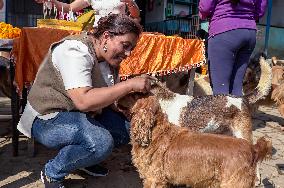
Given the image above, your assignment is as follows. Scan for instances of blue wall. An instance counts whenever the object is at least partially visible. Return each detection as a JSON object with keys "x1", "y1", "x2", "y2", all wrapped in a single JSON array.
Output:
[{"x1": 254, "y1": 25, "x2": 284, "y2": 59}]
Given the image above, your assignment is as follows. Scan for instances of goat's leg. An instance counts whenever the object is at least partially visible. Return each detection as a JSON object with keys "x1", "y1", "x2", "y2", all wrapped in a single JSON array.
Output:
[
  {"x1": 231, "y1": 122, "x2": 261, "y2": 186},
  {"x1": 255, "y1": 166, "x2": 262, "y2": 186},
  {"x1": 231, "y1": 119, "x2": 253, "y2": 143},
  {"x1": 143, "y1": 179, "x2": 168, "y2": 188}
]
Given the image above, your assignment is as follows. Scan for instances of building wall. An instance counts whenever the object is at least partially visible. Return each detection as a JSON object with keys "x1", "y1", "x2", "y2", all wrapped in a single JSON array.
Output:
[
  {"x1": 254, "y1": 25, "x2": 284, "y2": 59},
  {"x1": 145, "y1": 0, "x2": 166, "y2": 23},
  {"x1": 6, "y1": 0, "x2": 43, "y2": 27},
  {"x1": 260, "y1": 0, "x2": 284, "y2": 28},
  {"x1": 0, "y1": 0, "x2": 6, "y2": 22},
  {"x1": 144, "y1": 0, "x2": 195, "y2": 24},
  {"x1": 173, "y1": 4, "x2": 191, "y2": 16},
  {"x1": 254, "y1": 0, "x2": 284, "y2": 59}
]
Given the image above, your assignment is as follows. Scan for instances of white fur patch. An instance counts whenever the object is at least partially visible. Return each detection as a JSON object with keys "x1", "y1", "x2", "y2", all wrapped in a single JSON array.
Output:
[
  {"x1": 233, "y1": 130, "x2": 244, "y2": 139},
  {"x1": 225, "y1": 96, "x2": 242, "y2": 110},
  {"x1": 200, "y1": 118, "x2": 220, "y2": 133},
  {"x1": 158, "y1": 94, "x2": 193, "y2": 126}
]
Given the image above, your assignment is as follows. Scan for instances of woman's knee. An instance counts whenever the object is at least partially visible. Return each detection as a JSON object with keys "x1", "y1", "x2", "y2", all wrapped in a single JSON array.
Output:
[{"x1": 82, "y1": 127, "x2": 114, "y2": 157}]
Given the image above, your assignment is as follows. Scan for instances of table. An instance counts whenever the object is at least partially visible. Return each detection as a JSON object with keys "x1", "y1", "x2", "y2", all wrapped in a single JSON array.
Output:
[
  {"x1": 12, "y1": 27, "x2": 80, "y2": 94},
  {"x1": 0, "y1": 46, "x2": 18, "y2": 156}
]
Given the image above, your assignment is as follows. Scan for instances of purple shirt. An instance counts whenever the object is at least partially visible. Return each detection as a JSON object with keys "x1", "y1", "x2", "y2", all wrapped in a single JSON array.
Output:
[{"x1": 199, "y1": 0, "x2": 268, "y2": 37}]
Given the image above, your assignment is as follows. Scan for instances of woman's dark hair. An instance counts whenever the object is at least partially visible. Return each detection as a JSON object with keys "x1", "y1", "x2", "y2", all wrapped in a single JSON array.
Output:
[
  {"x1": 230, "y1": 0, "x2": 240, "y2": 5},
  {"x1": 93, "y1": 14, "x2": 143, "y2": 39}
]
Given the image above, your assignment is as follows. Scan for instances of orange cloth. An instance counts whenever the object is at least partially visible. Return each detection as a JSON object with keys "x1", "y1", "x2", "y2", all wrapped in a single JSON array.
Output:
[
  {"x1": 12, "y1": 27, "x2": 80, "y2": 93},
  {"x1": 12, "y1": 30, "x2": 205, "y2": 93},
  {"x1": 119, "y1": 33, "x2": 206, "y2": 78}
]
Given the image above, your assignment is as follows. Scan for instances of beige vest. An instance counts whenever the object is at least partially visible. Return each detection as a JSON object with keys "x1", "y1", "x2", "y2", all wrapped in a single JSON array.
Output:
[{"x1": 28, "y1": 33, "x2": 114, "y2": 115}]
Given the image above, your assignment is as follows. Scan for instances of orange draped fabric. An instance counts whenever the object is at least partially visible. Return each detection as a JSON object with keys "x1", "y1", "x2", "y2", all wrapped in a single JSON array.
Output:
[
  {"x1": 119, "y1": 33, "x2": 206, "y2": 78},
  {"x1": 12, "y1": 29, "x2": 205, "y2": 93},
  {"x1": 12, "y1": 27, "x2": 80, "y2": 93}
]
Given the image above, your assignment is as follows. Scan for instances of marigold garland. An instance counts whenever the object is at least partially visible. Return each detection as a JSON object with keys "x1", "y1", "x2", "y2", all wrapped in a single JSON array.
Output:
[{"x1": 0, "y1": 22, "x2": 21, "y2": 39}]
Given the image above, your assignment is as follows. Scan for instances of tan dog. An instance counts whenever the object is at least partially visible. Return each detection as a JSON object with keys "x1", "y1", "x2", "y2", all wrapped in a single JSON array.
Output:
[{"x1": 129, "y1": 96, "x2": 272, "y2": 188}]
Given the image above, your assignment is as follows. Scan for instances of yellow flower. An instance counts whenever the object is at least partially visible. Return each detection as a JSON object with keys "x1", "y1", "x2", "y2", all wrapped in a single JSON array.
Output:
[{"x1": 0, "y1": 22, "x2": 21, "y2": 39}]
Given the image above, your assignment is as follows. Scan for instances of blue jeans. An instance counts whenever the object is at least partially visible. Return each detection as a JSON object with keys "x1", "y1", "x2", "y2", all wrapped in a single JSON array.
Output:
[
  {"x1": 208, "y1": 29, "x2": 256, "y2": 96},
  {"x1": 32, "y1": 108, "x2": 130, "y2": 182}
]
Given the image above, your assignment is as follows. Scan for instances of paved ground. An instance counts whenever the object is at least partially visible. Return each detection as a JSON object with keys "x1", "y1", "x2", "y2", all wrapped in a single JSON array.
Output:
[{"x1": 0, "y1": 96, "x2": 283, "y2": 188}]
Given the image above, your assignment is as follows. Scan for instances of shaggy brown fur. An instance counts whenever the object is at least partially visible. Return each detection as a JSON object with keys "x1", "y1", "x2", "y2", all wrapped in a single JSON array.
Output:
[
  {"x1": 271, "y1": 82, "x2": 284, "y2": 116},
  {"x1": 150, "y1": 82, "x2": 254, "y2": 143},
  {"x1": 271, "y1": 65, "x2": 284, "y2": 90},
  {"x1": 130, "y1": 96, "x2": 272, "y2": 188}
]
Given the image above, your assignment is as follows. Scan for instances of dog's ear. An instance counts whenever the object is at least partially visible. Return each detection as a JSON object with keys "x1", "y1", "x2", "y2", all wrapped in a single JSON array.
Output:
[{"x1": 130, "y1": 97, "x2": 160, "y2": 147}]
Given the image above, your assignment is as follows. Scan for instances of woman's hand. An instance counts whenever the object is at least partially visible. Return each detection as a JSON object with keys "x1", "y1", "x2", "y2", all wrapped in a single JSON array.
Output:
[{"x1": 127, "y1": 76, "x2": 156, "y2": 93}]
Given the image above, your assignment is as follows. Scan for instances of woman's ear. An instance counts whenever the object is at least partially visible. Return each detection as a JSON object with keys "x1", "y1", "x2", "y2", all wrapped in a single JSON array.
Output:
[
  {"x1": 99, "y1": 31, "x2": 110, "y2": 45},
  {"x1": 102, "y1": 31, "x2": 111, "y2": 40}
]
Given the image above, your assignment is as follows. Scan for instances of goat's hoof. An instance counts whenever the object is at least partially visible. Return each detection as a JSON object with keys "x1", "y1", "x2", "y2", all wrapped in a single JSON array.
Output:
[{"x1": 255, "y1": 173, "x2": 262, "y2": 186}]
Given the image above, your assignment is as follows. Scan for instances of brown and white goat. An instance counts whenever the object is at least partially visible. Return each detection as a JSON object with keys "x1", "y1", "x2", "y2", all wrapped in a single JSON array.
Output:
[
  {"x1": 149, "y1": 81, "x2": 254, "y2": 143},
  {"x1": 129, "y1": 96, "x2": 272, "y2": 188}
]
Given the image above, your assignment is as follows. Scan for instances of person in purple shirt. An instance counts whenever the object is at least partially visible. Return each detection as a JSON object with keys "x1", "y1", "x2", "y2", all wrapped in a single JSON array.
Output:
[{"x1": 199, "y1": 0, "x2": 268, "y2": 96}]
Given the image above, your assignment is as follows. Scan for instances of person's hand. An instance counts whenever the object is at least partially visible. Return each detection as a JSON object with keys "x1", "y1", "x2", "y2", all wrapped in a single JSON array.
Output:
[
  {"x1": 120, "y1": 0, "x2": 133, "y2": 3},
  {"x1": 127, "y1": 75, "x2": 156, "y2": 93},
  {"x1": 120, "y1": 0, "x2": 137, "y2": 9},
  {"x1": 34, "y1": 0, "x2": 53, "y2": 4},
  {"x1": 120, "y1": 0, "x2": 140, "y2": 20}
]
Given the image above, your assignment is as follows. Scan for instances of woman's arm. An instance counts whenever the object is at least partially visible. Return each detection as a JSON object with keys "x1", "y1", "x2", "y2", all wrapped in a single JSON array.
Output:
[
  {"x1": 0, "y1": 0, "x2": 4, "y2": 10},
  {"x1": 67, "y1": 77, "x2": 151, "y2": 112},
  {"x1": 198, "y1": 0, "x2": 217, "y2": 20},
  {"x1": 35, "y1": 0, "x2": 89, "y2": 12},
  {"x1": 256, "y1": 0, "x2": 268, "y2": 19},
  {"x1": 52, "y1": 40, "x2": 152, "y2": 112}
]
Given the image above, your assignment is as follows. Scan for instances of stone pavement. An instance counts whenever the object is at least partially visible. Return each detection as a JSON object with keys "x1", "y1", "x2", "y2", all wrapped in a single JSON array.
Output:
[{"x1": 0, "y1": 96, "x2": 283, "y2": 188}]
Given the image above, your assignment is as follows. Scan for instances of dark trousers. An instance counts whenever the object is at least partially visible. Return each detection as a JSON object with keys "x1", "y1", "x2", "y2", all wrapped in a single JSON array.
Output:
[{"x1": 208, "y1": 29, "x2": 256, "y2": 96}]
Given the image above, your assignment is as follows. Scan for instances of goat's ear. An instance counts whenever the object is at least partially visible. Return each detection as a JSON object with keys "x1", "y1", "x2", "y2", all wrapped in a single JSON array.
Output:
[{"x1": 131, "y1": 97, "x2": 159, "y2": 147}]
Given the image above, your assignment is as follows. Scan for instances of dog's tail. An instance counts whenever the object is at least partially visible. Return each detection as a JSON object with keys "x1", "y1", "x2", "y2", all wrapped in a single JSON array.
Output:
[
  {"x1": 245, "y1": 57, "x2": 272, "y2": 104},
  {"x1": 252, "y1": 137, "x2": 272, "y2": 165}
]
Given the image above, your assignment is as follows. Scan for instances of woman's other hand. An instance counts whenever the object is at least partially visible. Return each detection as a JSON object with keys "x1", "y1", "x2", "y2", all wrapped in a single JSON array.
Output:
[
  {"x1": 35, "y1": 0, "x2": 88, "y2": 13},
  {"x1": 120, "y1": 0, "x2": 140, "y2": 19},
  {"x1": 34, "y1": 0, "x2": 49, "y2": 3}
]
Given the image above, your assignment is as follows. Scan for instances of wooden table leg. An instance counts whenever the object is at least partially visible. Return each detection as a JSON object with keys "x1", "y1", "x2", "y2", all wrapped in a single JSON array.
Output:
[
  {"x1": 186, "y1": 68, "x2": 196, "y2": 96},
  {"x1": 9, "y1": 58, "x2": 20, "y2": 157}
]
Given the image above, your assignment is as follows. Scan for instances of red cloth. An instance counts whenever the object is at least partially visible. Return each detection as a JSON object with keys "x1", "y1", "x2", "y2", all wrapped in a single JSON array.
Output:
[{"x1": 12, "y1": 27, "x2": 80, "y2": 93}]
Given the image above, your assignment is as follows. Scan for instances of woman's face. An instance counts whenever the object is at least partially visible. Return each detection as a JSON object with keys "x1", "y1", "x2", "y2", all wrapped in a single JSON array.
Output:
[{"x1": 102, "y1": 32, "x2": 139, "y2": 68}]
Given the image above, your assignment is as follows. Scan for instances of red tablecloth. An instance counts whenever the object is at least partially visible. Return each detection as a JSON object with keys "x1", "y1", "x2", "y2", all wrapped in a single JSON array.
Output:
[
  {"x1": 12, "y1": 27, "x2": 80, "y2": 93},
  {"x1": 12, "y1": 28, "x2": 206, "y2": 93}
]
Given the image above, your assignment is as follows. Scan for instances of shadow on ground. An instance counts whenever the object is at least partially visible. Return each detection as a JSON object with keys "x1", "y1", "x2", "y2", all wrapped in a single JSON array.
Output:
[{"x1": 0, "y1": 134, "x2": 142, "y2": 188}]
